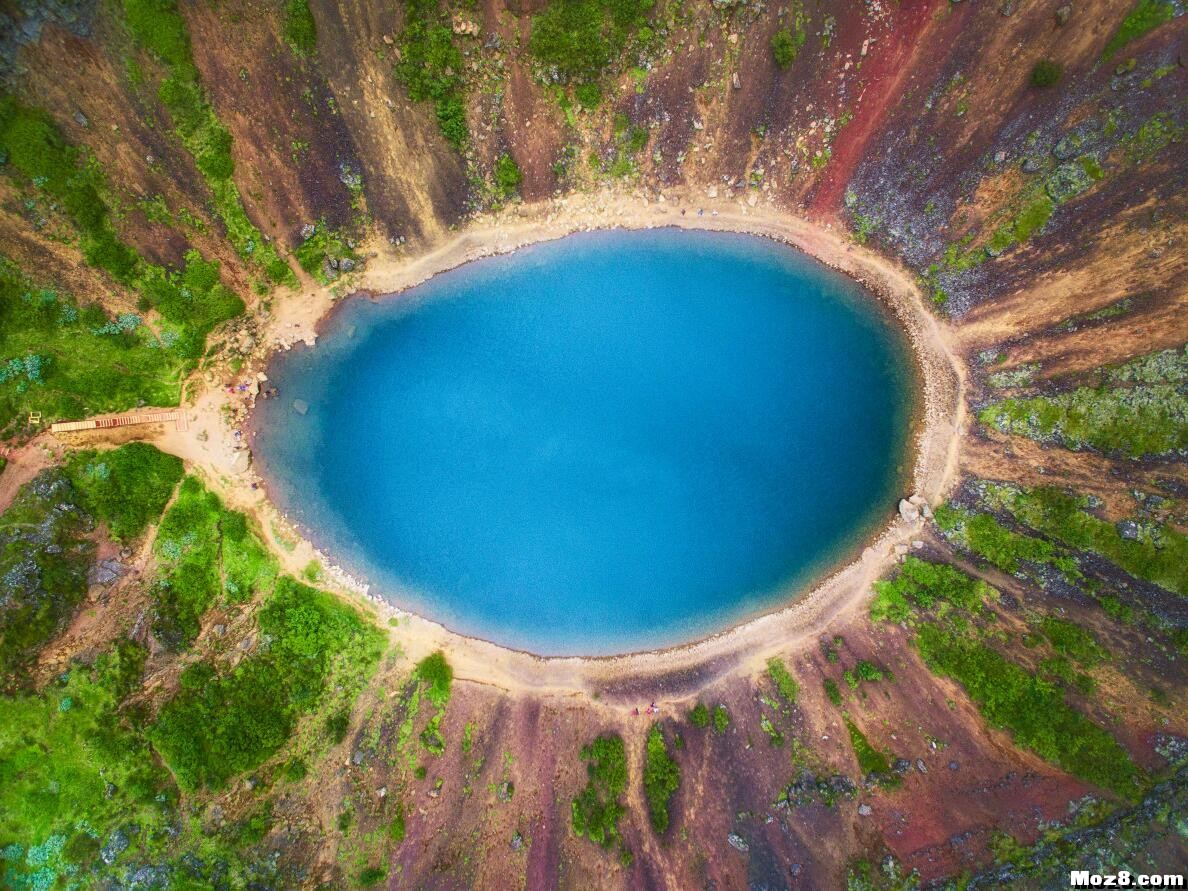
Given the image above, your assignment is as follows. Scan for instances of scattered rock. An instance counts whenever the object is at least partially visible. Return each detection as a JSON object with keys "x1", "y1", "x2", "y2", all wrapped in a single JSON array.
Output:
[
  {"x1": 948, "y1": 760, "x2": 960, "y2": 771},
  {"x1": 893, "y1": 758, "x2": 912, "y2": 774},
  {"x1": 898, "y1": 499, "x2": 921, "y2": 522},
  {"x1": 73, "y1": 110, "x2": 89, "y2": 128},
  {"x1": 727, "y1": 832, "x2": 749, "y2": 852},
  {"x1": 292, "y1": 399, "x2": 309, "y2": 415},
  {"x1": 510, "y1": 831, "x2": 524, "y2": 851},
  {"x1": 101, "y1": 828, "x2": 130, "y2": 864},
  {"x1": 858, "y1": 804, "x2": 873, "y2": 816},
  {"x1": 916, "y1": 759, "x2": 927, "y2": 773},
  {"x1": 88, "y1": 559, "x2": 127, "y2": 586},
  {"x1": 1021, "y1": 157, "x2": 1043, "y2": 174},
  {"x1": 230, "y1": 449, "x2": 252, "y2": 475}
]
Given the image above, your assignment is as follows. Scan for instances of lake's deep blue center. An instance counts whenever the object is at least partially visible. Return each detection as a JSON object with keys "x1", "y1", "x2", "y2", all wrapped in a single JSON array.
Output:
[{"x1": 253, "y1": 230, "x2": 912, "y2": 655}]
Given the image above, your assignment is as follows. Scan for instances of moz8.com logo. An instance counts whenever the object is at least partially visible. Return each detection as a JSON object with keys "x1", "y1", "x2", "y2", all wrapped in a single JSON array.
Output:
[{"x1": 1070, "y1": 872, "x2": 1185, "y2": 888}]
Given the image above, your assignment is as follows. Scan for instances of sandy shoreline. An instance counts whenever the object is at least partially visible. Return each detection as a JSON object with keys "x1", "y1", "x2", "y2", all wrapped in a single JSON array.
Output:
[{"x1": 129, "y1": 185, "x2": 965, "y2": 701}]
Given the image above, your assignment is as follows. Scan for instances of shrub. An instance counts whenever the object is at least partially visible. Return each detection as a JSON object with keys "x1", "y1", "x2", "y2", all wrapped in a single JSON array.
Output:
[
  {"x1": 571, "y1": 734, "x2": 627, "y2": 847},
  {"x1": 642, "y1": 724, "x2": 680, "y2": 833},
  {"x1": 65, "y1": 443, "x2": 183, "y2": 540},
  {"x1": 823, "y1": 677, "x2": 842, "y2": 706},
  {"x1": 766, "y1": 657, "x2": 799, "y2": 704},
  {"x1": 415, "y1": 651, "x2": 453, "y2": 709},
  {"x1": 396, "y1": 0, "x2": 469, "y2": 149},
  {"x1": 688, "y1": 702, "x2": 709, "y2": 727},
  {"x1": 283, "y1": 0, "x2": 317, "y2": 55},
  {"x1": 493, "y1": 153, "x2": 523, "y2": 200},
  {"x1": 712, "y1": 704, "x2": 730, "y2": 734},
  {"x1": 771, "y1": 28, "x2": 798, "y2": 68},
  {"x1": 149, "y1": 577, "x2": 385, "y2": 790},
  {"x1": 1030, "y1": 59, "x2": 1062, "y2": 87}
]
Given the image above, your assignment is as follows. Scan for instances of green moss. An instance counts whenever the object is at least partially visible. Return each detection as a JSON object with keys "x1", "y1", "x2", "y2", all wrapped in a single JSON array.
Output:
[
  {"x1": 282, "y1": 0, "x2": 317, "y2": 55},
  {"x1": 493, "y1": 153, "x2": 523, "y2": 201},
  {"x1": 823, "y1": 677, "x2": 842, "y2": 706},
  {"x1": 712, "y1": 704, "x2": 730, "y2": 733},
  {"x1": 915, "y1": 625, "x2": 1140, "y2": 798},
  {"x1": 1030, "y1": 59, "x2": 1062, "y2": 87},
  {"x1": 0, "y1": 471, "x2": 94, "y2": 681},
  {"x1": 642, "y1": 724, "x2": 679, "y2": 833},
  {"x1": 845, "y1": 719, "x2": 890, "y2": 775},
  {"x1": 1102, "y1": 0, "x2": 1175, "y2": 59},
  {"x1": 766, "y1": 657, "x2": 799, "y2": 704},
  {"x1": 529, "y1": 0, "x2": 654, "y2": 86},
  {"x1": 149, "y1": 577, "x2": 384, "y2": 790},
  {"x1": 151, "y1": 476, "x2": 280, "y2": 649},
  {"x1": 980, "y1": 385, "x2": 1187, "y2": 458},
  {"x1": 64, "y1": 443, "x2": 183, "y2": 541},
  {"x1": 933, "y1": 503, "x2": 1081, "y2": 582},
  {"x1": 980, "y1": 484, "x2": 1188, "y2": 597},
  {"x1": 395, "y1": 0, "x2": 470, "y2": 149},
  {"x1": 571, "y1": 734, "x2": 627, "y2": 848}
]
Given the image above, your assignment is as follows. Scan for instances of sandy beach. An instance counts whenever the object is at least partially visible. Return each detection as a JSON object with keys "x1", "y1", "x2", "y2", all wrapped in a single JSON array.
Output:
[{"x1": 72, "y1": 184, "x2": 966, "y2": 703}]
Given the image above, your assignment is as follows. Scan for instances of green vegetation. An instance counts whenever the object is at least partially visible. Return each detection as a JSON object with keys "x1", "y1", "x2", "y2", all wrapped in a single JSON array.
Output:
[
  {"x1": 65, "y1": 443, "x2": 183, "y2": 541},
  {"x1": 0, "y1": 471, "x2": 94, "y2": 682},
  {"x1": 870, "y1": 556, "x2": 995, "y2": 625},
  {"x1": 766, "y1": 656, "x2": 799, "y2": 704},
  {"x1": 915, "y1": 625, "x2": 1140, "y2": 797},
  {"x1": 0, "y1": 643, "x2": 175, "y2": 887},
  {"x1": 492, "y1": 153, "x2": 523, "y2": 201},
  {"x1": 294, "y1": 221, "x2": 358, "y2": 284},
  {"x1": 980, "y1": 483, "x2": 1188, "y2": 597},
  {"x1": 933, "y1": 503, "x2": 1080, "y2": 582},
  {"x1": 151, "y1": 476, "x2": 279, "y2": 649},
  {"x1": 571, "y1": 734, "x2": 628, "y2": 850},
  {"x1": 688, "y1": 701, "x2": 709, "y2": 727},
  {"x1": 395, "y1": 0, "x2": 469, "y2": 149},
  {"x1": 980, "y1": 382, "x2": 1187, "y2": 458},
  {"x1": 845, "y1": 719, "x2": 890, "y2": 775},
  {"x1": 413, "y1": 650, "x2": 453, "y2": 754},
  {"x1": 823, "y1": 677, "x2": 842, "y2": 706},
  {"x1": 1030, "y1": 59, "x2": 1062, "y2": 87},
  {"x1": 529, "y1": 0, "x2": 654, "y2": 92},
  {"x1": 1102, "y1": 0, "x2": 1175, "y2": 58},
  {"x1": 149, "y1": 577, "x2": 385, "y2": 790},
  {"x1": 1038, "y1": 616, "x2": 1106, "y2": 665},
  {"x1": 121, "y1": 0, "x2": 294, "y2": 284},
  {"x1": 642, "y1": 724, "x2": 679, "y2": 833},
  {"x1": 871, "y1": 558, "x2": 1142, "y2": 799},
  {"x1": 771, "y1": 27, "x2": 803, "y2": 68},
  {"x1": 282, "y1": 0, "x2": 317, "y2": 56},
  {"x1": 0, "y1": 262, "x2": 180, "y2": 432},
  {"x1": 712, "y1": 704, "x2": 730, "y2": 734},
  {"x1": 0, "y1": 99, "x2": 138, "y2": 281}
]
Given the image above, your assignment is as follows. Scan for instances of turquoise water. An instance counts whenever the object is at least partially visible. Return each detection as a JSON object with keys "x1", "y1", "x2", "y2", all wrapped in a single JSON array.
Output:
[{"x1": 253, "y1": 229, "x2": 912, "y2": 655}]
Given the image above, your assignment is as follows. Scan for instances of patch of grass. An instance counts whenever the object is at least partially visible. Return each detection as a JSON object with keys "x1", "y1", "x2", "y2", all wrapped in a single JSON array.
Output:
[
  {"x1": 981, "y1": 484, "x2": 1187, "y2": 597},
  {"x1": 529, "y1": 0, "x2": 654, "y2": 88},
  {"x1": 770, "y1": 26, "x2": 804, "y2": 68},
  {"x1": 571, "y1": 734, "x2": 627, "y2": 848},
  {"x1": 1038, "y1": 616, "x2": 1106, "y2": 665},
  {"x1": 395, "y1": 0, "x2": 469, "y2": 149},
  {"x1": 642, "y1": 724, "x2": 679, "y2": 833},
  {"x1": 980, "y1": 385, "x2": 1187, "y2": 458},
  {"x1": 823, "y1": 677, "x2": 842, "y2": 706},
  {"x1": 870, "y1": 557, "x2": 996, "y2": 625},
  {"x1": 151, "y1": 476, "x2": 279, "y2": 648},
  {"x1": 712, "y1": 704, "x2": 730, "y2": 734},
  {"x1": 492, "y1": 153, "x2": 523, "y2": 201},
  {"x1": 293, "y1": 221, "x2": 357, "y2": 285},
  {"x1": 1102, "y1": 0, "x2": 1175, "y2": 59},
  {"x1": 0, "y1": 98, "x2": 139, "y2": 281},
  {"x1": 845, "y1": 719, "x2": 890, "y2": 775},
  {"x1": 0, "y1": 642, "x2": 175, "y2": 884},
  {"x1": 64, "y1": 443, "x2": 183, "y2": 541},
  {"x1": 148, "y1": 577, "x2": 385, "y2": 790},
  {"x1": 1030, "y1": 59, "x2": 1062, "y2": 87},
  {"x1": 0, "y1": 471, "x2": 94, "y2": 682},
  {"x1": 933, "y1": 503, "x2": 1081, "y2": 582},
  {"x1": 0, "y1": 262, "x2": 186, "y2": 434},
  {"x1": 915, "y1": 625, "x2": 1140, "y2": 798},
  {"x1": 766, "y1": 657, "x2": 799, "y2": 704},
  {"x1": 282, "y1": 0, "x2": 317, "y2": 56}
]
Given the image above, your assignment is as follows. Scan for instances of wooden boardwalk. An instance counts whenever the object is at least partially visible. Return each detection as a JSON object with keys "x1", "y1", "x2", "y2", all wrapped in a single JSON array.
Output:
[{"x1": 50, "y1": 409, "x2": 188, "y2": 434}]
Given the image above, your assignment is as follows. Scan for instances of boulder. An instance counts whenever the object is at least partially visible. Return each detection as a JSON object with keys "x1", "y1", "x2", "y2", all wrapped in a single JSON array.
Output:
[{"x1": 898, "y1": 499, "x2": 921, "y2": 522}]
